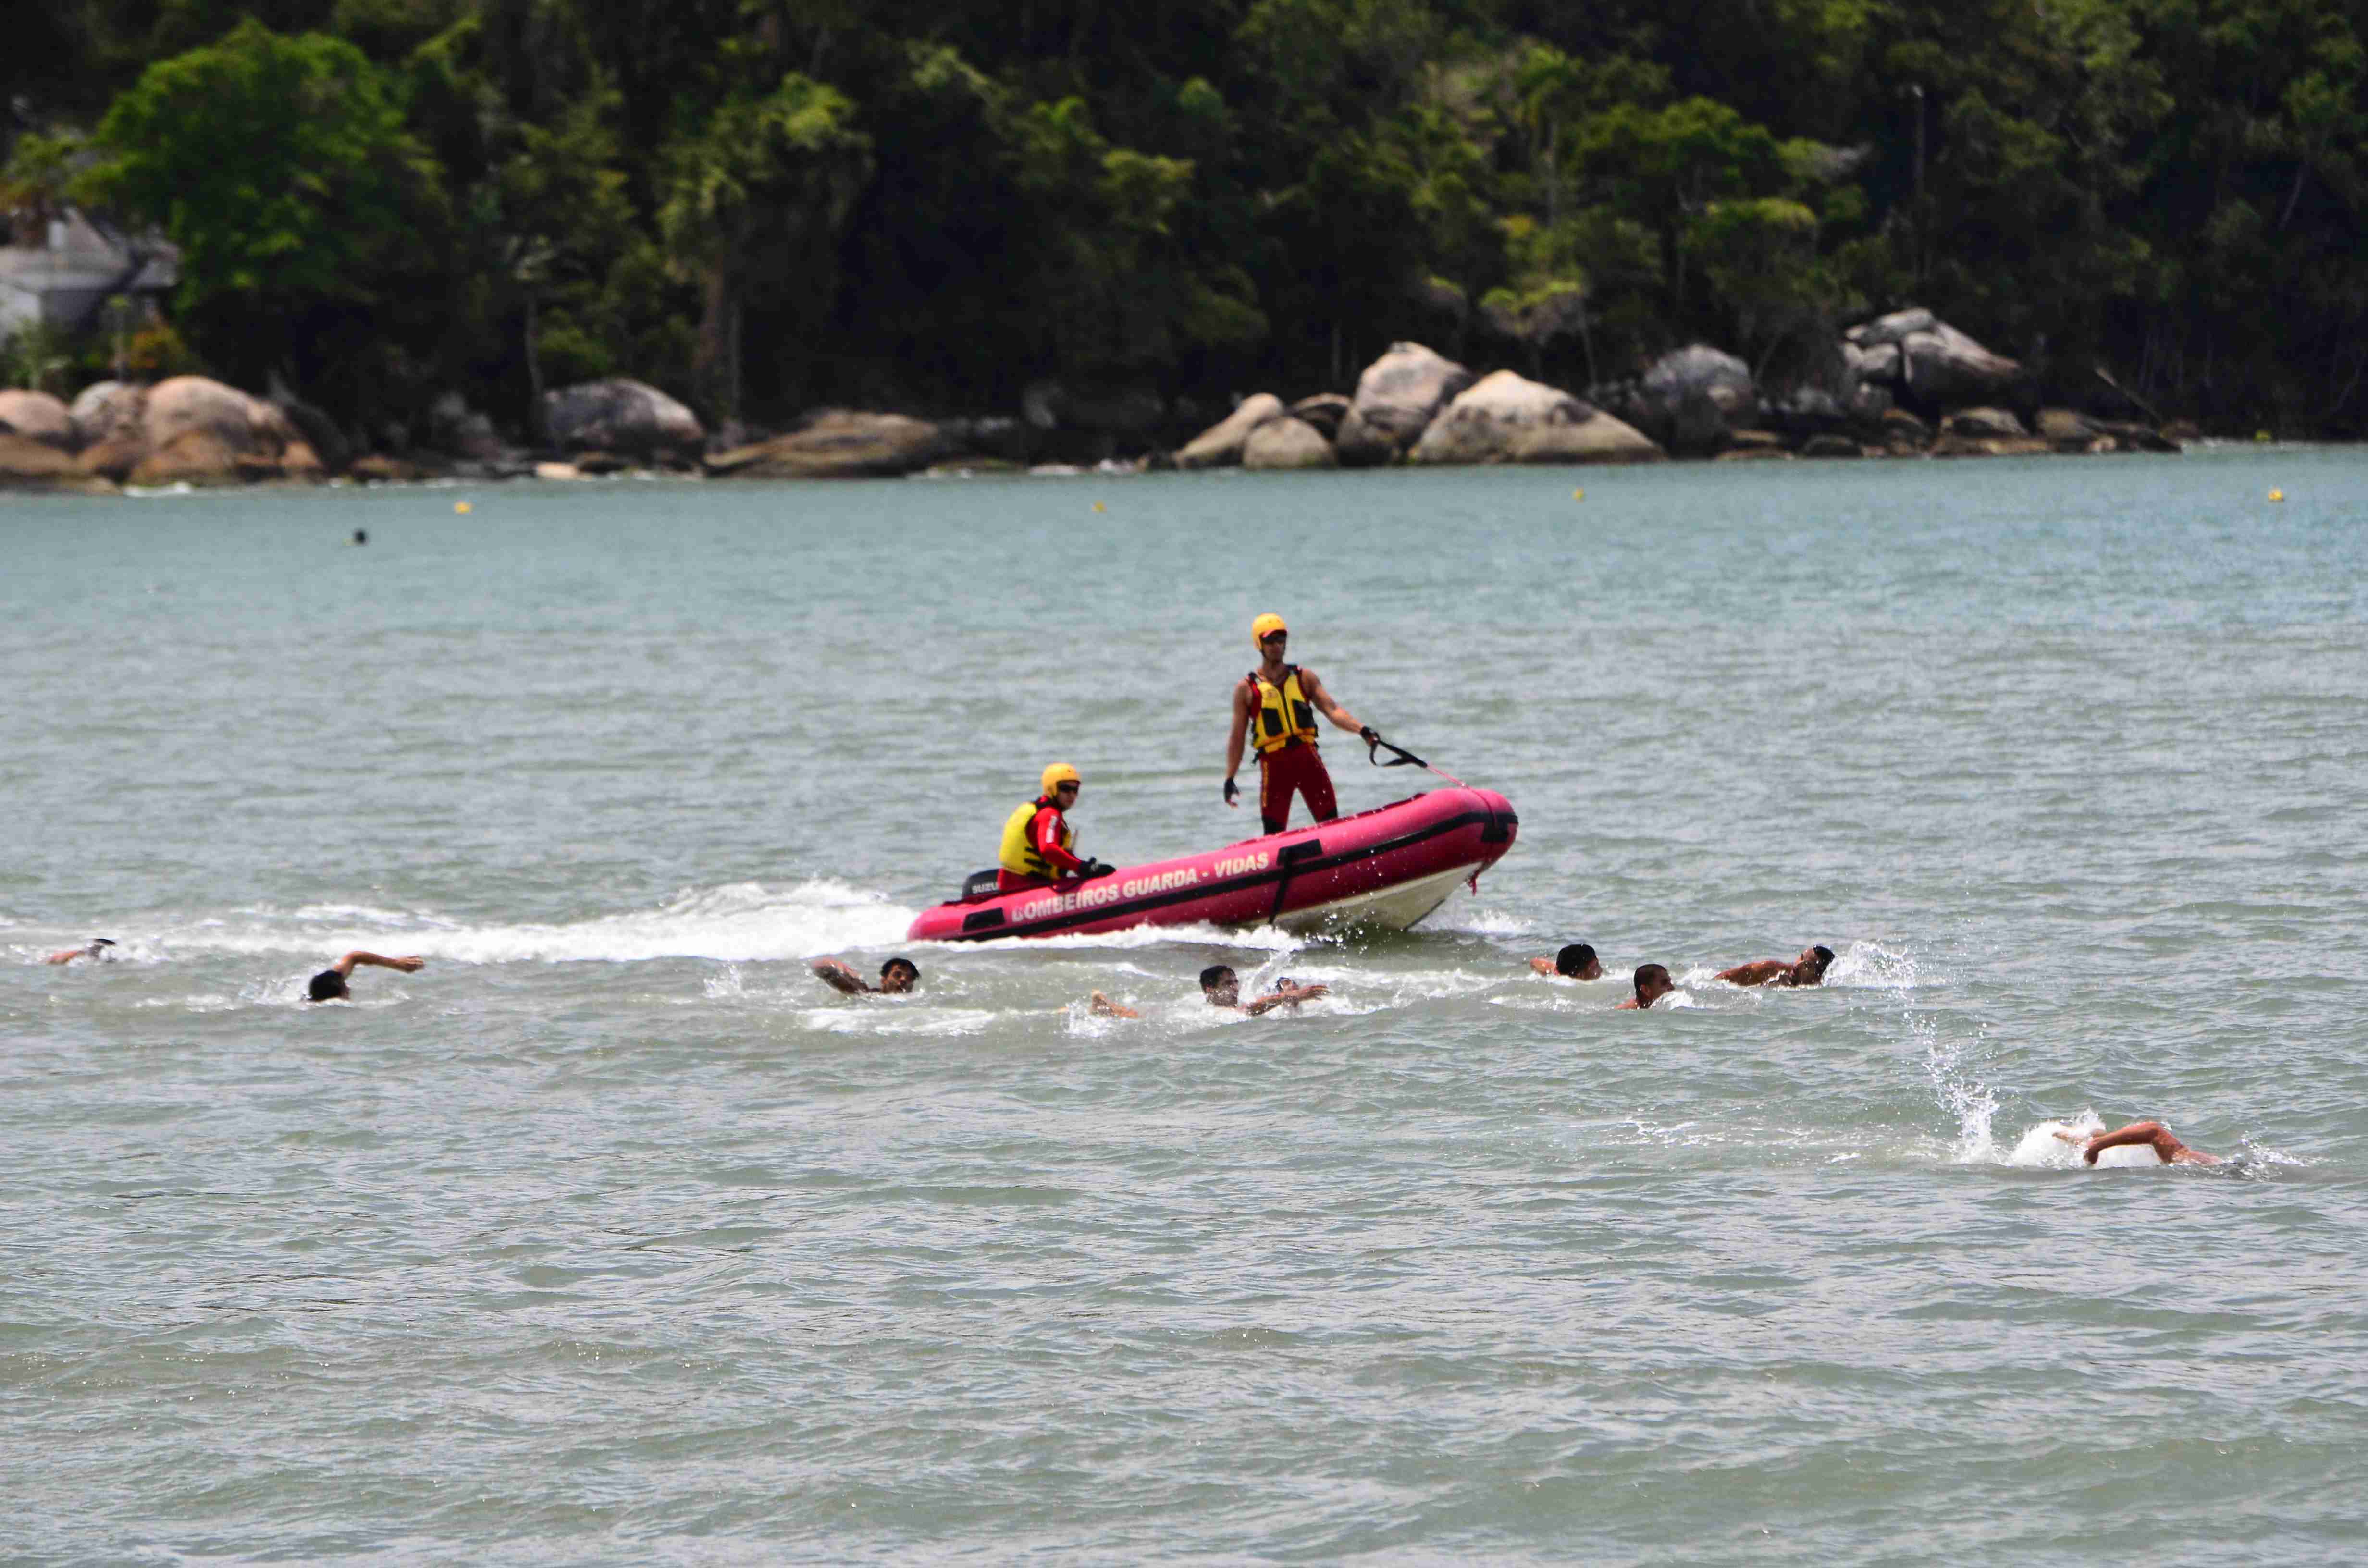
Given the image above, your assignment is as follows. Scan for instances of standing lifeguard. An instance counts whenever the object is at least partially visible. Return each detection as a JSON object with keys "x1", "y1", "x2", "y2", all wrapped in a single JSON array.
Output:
[{"x1": 1222, "y1": 613, "x2": 1381, "y2": 834}]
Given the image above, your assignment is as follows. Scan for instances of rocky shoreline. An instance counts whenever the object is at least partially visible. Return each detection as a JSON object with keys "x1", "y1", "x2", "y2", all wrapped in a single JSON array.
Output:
[{"x1": 1, "y1": 308, "x2": 2190, "y2": 497}]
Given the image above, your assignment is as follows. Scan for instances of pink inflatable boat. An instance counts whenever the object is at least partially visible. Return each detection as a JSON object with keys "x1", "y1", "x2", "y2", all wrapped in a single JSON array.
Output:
[{"x1": 906, "y1": 787, "x2": 1518, "y2": 943}]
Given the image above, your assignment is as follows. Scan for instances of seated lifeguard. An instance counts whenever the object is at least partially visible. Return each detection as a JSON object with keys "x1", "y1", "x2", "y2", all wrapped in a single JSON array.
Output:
[{"x1": 997, "y1": 763, "x2": 1113, "y2": 892}]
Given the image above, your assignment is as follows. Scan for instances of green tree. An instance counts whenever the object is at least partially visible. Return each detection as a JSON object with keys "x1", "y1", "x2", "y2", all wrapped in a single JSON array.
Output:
[
  {"x1": 656, "y1": 74, "x2": 872, "y2": 418},
  {"x1": 81, "y1": 18, "x2": 443, "y2": 383}
]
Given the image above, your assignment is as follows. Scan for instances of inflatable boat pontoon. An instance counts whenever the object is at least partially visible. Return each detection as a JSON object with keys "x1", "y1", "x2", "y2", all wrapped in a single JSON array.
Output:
[{"x1": 906, "y1": 787, "x2": 1517, "y2": 943}]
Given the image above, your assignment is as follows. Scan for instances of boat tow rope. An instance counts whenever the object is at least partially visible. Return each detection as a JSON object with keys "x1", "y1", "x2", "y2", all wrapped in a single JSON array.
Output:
[{"x1": 1366, "y1": 735, "x2": 1468, "y2": 789}]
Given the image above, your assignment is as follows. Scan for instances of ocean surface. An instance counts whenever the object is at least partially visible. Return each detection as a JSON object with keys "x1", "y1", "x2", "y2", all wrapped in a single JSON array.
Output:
[{"x1": 4, "y1": 447, "x2": 2365, "y2": 1563}]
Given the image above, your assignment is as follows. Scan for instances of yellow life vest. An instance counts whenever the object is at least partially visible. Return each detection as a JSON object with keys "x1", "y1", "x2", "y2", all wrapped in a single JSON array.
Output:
[
  {"x1": 1249, "y1": 665, "x2": 1320, "y2": 755},
  {"x1": 999, "y1": 796, "x2": 1074, "y2": 877}
]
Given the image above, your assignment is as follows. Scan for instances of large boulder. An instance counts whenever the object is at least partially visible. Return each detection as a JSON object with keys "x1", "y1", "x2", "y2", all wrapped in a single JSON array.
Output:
[
  {"x1": 1509, "y1": 411, "x2": 1665, "y2": 465},
  {"x1": 1332, "y1": 406, "x2": 1400, "y2": 468},
  {"x1": 2, "y1": 430, "x2": 115, "y2": 494},
  {"x1": 1343, "y1": 342, "x2": 1474, "y2": 460},
  {"x1": 0, "y1": 390, "x2": 76, "y2": 450},
  {"x1": 143, "y1": 375, "x2": 302, "y2": 456},
  {"x1": 127, "y1": 429, "x2": 246, "y2": 487},
  {"x1": 541, "y1": 378, "x2": 703, "y2": 463},
  {"x1": 1592, "y1": 344, "x2": 1756, "y2": 457},
  {"x1": 1904, "y1": 322, "x2": 2027, "y2": 412},
  {"x1": 1762, "y1": 385, "x2": 1852, "y2": 445},
  {"x1": 1241, "y1": 416, "x2": 1336, "y2": 470},
  {"x1": 1289, "y1": 393, "x2": 1350, "y2": 440},
  {"x1": 1947, "y1": 407, "x2": 2028, "y2": 439},
  {"x1": 1174, "y1": 393, "x2": 1284, "y2": 469},
  {"x1": 1840, "y1": 309, "x2": 2027, "y2": 419},
  {"x1": 1413, "y1": 369, "x2": 1598, "y2": 465},
  {"x1": 71, "y1": 381, "x2": 147, "y2": 447},
  {"x1": 1844, "y1": 307, "x2": 1936, "y2": 349},
  {"x1": 704, "y1": 410, "x2": 950, "y2": 478}
]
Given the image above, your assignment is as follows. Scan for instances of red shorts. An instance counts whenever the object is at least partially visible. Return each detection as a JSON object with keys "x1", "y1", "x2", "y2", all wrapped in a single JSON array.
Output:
[{"x1": 1258, "y1": 741, "x2": 1336, "y2": 833}]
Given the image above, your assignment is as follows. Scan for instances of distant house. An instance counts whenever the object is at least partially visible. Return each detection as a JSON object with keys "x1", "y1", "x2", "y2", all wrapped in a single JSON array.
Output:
[{"x1": 0, "y1": 206, "x2": 178, "y2": 335}]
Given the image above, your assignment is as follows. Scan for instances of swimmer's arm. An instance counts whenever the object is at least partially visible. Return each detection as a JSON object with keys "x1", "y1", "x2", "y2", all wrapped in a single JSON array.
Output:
[
  {"x1": 1530, "y1": 957, "x2": 1559, "y2": 976},
  {"x1": 1715, "y1": 960, "x2": 1782, "y2": 986},
  {"x1": 2082, "y1": 1122, "x2": 2173, "y2": 1164},
  {"x1": 810, "y1": 959, "x2": 870, "y2": 995},
  {"x1": 43, "y1": 948, "x2": 86, "y2": 965},
  {"x1": 1297, "y1": 667, "x2": 1364, "y2": 735},
  {"x1": 1089, "y1": 992, "x2": 1140, "y2": 1019},
  {"x1": 1246, "y1": 982, "x2": 1328, "y2": 1015},
  {"x1": 336, "y1": 950, "x2": 425, "y2": 975}
]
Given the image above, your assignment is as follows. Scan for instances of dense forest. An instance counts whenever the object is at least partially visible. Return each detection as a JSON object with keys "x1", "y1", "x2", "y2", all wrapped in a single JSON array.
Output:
[{"x1": 5, "y1": 0, "x2": 2363, "y2": 443}]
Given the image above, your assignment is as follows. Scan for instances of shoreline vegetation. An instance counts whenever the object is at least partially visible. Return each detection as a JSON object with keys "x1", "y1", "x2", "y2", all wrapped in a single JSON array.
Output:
[{"x1": 4, "y1": 1, "x2": 2361, "y2": 488}]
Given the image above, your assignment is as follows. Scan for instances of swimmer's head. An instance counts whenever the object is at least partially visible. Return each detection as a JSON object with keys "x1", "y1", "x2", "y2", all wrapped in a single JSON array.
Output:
[
  {"x1": 1632, "y1": 963, "x2": 1674, "y2": 1007},
  {"x1": 1795, "y1": 944, "x2": 1836, "y2": 983},
  {"x1": 878, "y1": 957, "x2": 920, "y2": 993},
  {"x1": 307, "y1": 968, "x2": 348, "y2": 1002},
  {"x1": 1554, "y1": 943, "x2": 1600, "y2": 980},
  {"x1": 89, "y1": 938, "x2": 118, "y2": 956},
  {"x1": 1200, "y1": 964, "x2": 1240, "y2": 1005}
]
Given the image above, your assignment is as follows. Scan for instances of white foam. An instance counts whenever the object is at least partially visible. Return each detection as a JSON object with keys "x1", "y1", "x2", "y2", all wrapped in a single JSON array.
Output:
[
  {"x1": 1439, "y1": 906, "x2": 1531, "y2": 936},
  {"x1": 796, "y1": 1006, "x2": 996, "y2": 1037},
  {"x1": 1827, "y1": 940, "x2": 1925, "y2": 990},
  {"x1": 959, "y1": 919, "x2": 1309, "y2": 956},
  {"x1": 136, "y1": 880, "x2": 916, "y2": 966}
]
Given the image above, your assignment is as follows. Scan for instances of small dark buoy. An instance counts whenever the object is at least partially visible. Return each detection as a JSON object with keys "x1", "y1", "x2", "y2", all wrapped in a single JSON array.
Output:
[{"x1": 352, "y1": 528, "x2": 368, "y2": 546}]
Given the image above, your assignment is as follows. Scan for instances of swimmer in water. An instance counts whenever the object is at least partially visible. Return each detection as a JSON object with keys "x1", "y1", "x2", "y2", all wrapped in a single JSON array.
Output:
[
  {"x1": 1615, "y1": 963, "x2": 1676, "y2": 1010},
  {"x1": 1201, "y1": 964, "x2": 1328, "y2": 1015},
  {"x1": 1088, "y1": 992, "x2": 1140, "y2": 1018},
  {"x1": 2069, "y1": 1120, "x2": 2225, "y2": 1166},
  {"x1": 1530, "y1": 943, "x2": 1602, "y2": 980},
  {"x1": 812, "y1": 956, "x2": 919, "y2": 995},
  {"x1": 44, "y1": 938, "x2": 119, "y2": 965},
  {"x1": 306, "y1": 950, "x2": 425, "y2": 1001},
  {"x1": 1714, "y1": 944, "x2": 1834, "y2": 988}
]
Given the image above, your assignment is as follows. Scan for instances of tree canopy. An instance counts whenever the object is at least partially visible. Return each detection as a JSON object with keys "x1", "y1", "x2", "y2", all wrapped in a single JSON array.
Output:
[{"x1": 12, "y1": 0, "x2": 2363, "y2": 437}]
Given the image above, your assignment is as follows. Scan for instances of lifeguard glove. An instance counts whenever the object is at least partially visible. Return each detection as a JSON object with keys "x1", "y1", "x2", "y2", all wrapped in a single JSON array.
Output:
[
  {"x1": 1081, "y1": 859, "x2": 1115, "y2": 879},
  {"x1": 1223, "y1": 777, "x2": 1239, "y2": 805},
  {"x1": 1360, "y1": 725, "x2": 1381, "y2": 746}
]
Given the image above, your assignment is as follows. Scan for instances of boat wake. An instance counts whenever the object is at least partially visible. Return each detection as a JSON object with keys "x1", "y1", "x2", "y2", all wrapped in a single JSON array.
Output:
[{"x1": 30, "y1": 880, "x2": 917, "y2": 967}]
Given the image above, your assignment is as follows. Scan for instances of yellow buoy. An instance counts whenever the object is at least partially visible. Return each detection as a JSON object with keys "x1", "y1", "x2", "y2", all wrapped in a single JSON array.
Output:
[
  {"x1": 2268, "y1": 489, "x2": 2284, "y2": 502},
  {"x1": 1093, "y1": 500, "x2": 1106, "y2": 513},
  {"x1": 2254, "y1": 429, "x2": 2272, "y2": 442},
  {"x1": 1572, "y1": 488, "x2": 1584, "y2": 501},
  {"x1": 454, "y1": 500, "x2": 473, "y2": 514}
]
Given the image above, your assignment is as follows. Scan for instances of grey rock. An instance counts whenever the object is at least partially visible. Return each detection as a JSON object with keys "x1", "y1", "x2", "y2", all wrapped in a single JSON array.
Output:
[
  {"x1": 0, "y1": 389, "x2": 76, "y2": 450},
  {"x1": 1846, "y1": 307, "x2": 1936, "y2": 348},
  {"x1": 1288, "y1": 393, "x2": 1351, "y2": 440},
  {"x1": 1344, "y1": 343, "x2": 1475, "y2": 456},
  {"x1": 705, "y1": 410, "x2": 949, "y2": 478},
  {"x1": 1413, "y1": 369, "x2": 1596, "y2": 465},
  {"x1": 1946, "y1": 406, "x2": 2028, "y2": 439},
  {"x1": 1241, "y1": 417, "x2": 1336, "y2": 470},
  {"x1": 1175, "y1": 393, "x2": 1285, "y2": 470},
  {"x1": 1509, "y1": 412, "x2": 1665, "y2": 465},
  {"x1": 541, "y1": 379, "x2": 703, "y2": 462}
]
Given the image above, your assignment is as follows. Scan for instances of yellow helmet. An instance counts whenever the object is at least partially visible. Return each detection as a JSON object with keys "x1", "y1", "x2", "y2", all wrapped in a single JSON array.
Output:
[
  {"x1": 1251, "y1": 612, "x2": 1288, "y2": 645},
  {"x1": 1041, "y1": 762, "x2": 1081, "y2": 794}
]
